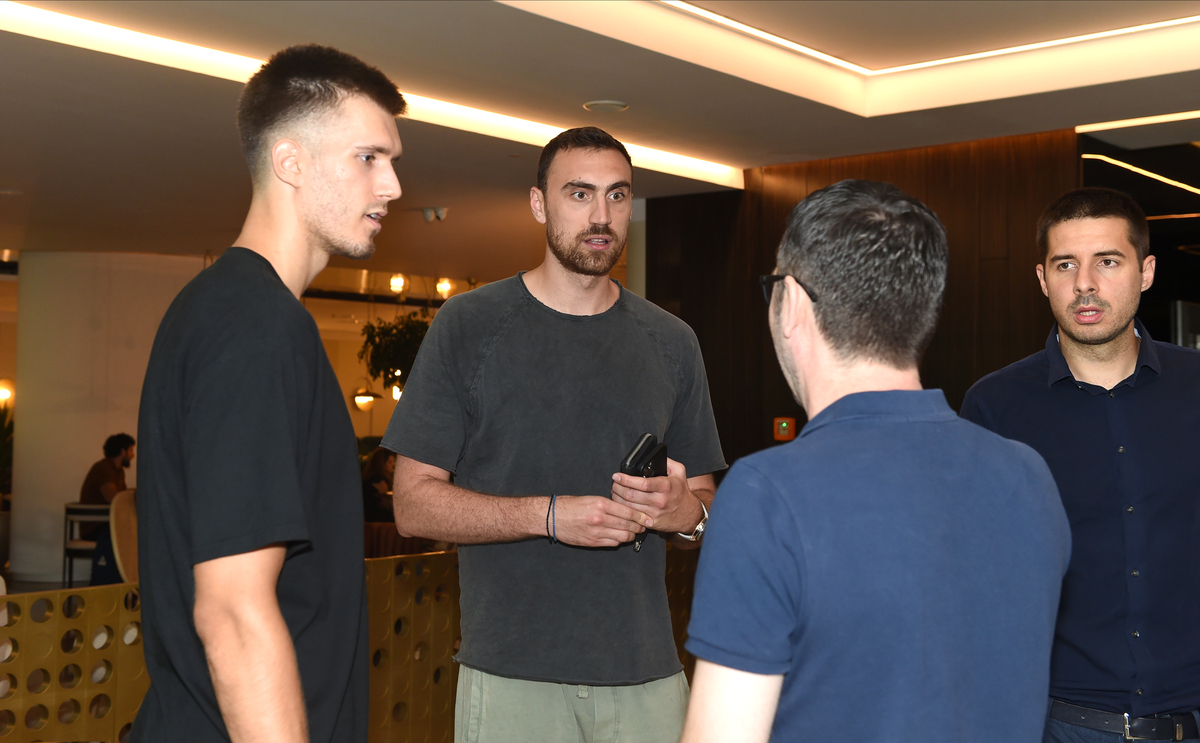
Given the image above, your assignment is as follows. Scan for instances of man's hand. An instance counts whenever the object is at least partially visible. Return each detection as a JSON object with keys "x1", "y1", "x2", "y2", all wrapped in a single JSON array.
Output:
[
  {"x1": 550, "y1": 495, "x2": 650, "y2": 548},
  {"x1": 610, "y1": 458, "x2": 710, "y2": 534}
]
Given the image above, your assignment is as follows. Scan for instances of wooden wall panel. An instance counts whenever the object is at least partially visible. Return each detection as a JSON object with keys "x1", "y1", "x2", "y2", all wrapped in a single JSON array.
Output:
[{"x1": 646, "y1": 129, "x2": 1078, "y2": 465}]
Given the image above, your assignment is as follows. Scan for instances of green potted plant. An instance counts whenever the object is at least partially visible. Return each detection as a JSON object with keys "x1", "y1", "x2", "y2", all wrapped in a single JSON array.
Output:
[{"x1": 358, "y1": 309, "x2": 432, "y2": 394}]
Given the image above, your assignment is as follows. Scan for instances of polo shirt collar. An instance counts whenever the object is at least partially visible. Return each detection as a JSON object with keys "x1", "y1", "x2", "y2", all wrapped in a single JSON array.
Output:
[
  {"x1": 801, "y1": 389, "x2": 953, "y2": 438},
  {"x1": 1044, "y1": 317, "x2": 1161, "y2": 388}
]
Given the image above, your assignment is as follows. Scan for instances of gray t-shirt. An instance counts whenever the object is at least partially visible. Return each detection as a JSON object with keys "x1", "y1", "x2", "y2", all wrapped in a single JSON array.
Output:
[{"x1": 382, "y1": 274, "x2": 725, "y2": 685}]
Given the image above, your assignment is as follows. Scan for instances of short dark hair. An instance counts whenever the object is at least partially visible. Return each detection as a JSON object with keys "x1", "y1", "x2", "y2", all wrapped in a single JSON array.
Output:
[
  {"x1": 237, "y1": 44, "x2": 406, "y2": 179},
  {"x1": 1036, "y1": 187, "x2": 1149, "y2": 262},
  {"x1": 537, "y1": 127, "x2": 632, "y2": 194},
  {"x1": 104, "y1": 433, "x2": 135, "y2": 459},
  {"x1": 776, "y1": 179, "x2": 948, "y2": 369}
]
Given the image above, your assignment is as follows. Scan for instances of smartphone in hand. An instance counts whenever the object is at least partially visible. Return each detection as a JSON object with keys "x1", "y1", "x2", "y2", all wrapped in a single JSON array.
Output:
[{"x1": 621, "y1": 434, "x2": 667, "y2": 552}]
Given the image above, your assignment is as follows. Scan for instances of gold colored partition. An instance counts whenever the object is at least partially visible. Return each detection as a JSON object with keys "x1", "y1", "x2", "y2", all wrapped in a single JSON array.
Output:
[
  {"x1": 0, "y1": 583, "x2": 146, "y2": 742},
  {"x1": 0, "y1": 548, "x2": 700, "y2": 742},
  {"x1": 367, "y1": 552, "x2": 461, "y2": 743}
]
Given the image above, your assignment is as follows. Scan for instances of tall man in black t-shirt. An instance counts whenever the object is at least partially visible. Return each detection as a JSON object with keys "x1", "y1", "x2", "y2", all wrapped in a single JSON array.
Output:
[
  {"x1": 134, "y1": 46, "x2": 405, "y2": 743},
  {"x1": 962, "y1": 188, "x2": 1200, "y2": 742},
  {"x1": 383, "y1": 127, "x2": 726, "y2": 743}
]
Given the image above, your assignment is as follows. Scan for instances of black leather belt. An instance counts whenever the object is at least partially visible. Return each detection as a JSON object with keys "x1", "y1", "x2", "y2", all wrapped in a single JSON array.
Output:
[{"x1": 1051, "y1": 700, "x2": 1200, "y2": 741}]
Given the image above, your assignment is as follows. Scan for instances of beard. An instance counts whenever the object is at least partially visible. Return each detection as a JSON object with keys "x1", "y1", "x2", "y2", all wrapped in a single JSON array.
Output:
[
  {"x1": 303, "y1": 173, "x2": 378, "y2": 260},
  {"x1": 546, "y1": 220, "x2": 627, "y2": 277},
  {"x1": 1055, "y1": 293, "x2": 1135, "y2": 347}
]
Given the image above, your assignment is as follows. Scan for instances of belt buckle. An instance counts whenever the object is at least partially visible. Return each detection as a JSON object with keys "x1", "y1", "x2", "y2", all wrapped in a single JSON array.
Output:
[{"x1": 1123, "y1": 712, "x2": 1185, "y2": 741}]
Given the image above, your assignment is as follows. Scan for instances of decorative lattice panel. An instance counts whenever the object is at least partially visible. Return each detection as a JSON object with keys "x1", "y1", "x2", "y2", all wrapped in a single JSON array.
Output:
[{"x1": 0, "y1": 547, "x2": 702, "y2": 741}]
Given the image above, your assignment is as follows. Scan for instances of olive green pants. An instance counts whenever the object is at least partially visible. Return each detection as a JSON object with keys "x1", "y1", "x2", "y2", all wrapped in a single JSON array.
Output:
[{"x1": 455, "y1": 665, "x2": 689, "y2": 743}]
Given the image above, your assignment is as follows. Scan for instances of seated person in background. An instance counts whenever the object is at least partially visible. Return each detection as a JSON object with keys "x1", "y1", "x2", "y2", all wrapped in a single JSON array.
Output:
[
  {"x1": 361, "y1": 447, "x2": 396, "y2": 523},
  {"x1": 81, "y1": 432, "x2": 134, "y2": 585}
]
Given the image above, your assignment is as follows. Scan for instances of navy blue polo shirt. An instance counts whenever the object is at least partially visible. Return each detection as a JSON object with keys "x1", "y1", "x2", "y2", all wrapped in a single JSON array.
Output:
[
  {"x1": 688, "y1": 390, "x2": 1070, "y2": 743},
  {"x1": 962, "y1": 319, "x2": 1200, "y2": 716}
]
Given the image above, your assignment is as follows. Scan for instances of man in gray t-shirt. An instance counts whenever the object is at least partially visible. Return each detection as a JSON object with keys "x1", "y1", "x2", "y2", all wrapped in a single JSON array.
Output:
[{"x1": 381, "y1": 127, "x2": 725, "y2": 743}]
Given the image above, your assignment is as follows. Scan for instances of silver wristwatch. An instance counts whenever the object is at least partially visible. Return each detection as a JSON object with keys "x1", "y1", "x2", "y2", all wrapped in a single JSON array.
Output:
[{"x1": 676, "y1": 500, "x2": 709, "y2": 541}]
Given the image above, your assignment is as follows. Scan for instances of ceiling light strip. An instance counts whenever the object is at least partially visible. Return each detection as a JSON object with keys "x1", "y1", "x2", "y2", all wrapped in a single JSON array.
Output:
[
  {"x1": 659, "y1": 0, "x2": 871, "y2": 75},
  {"x1": 1147, "y1": 213, "x2": 1200, "y2": 221},
  {"x1": 0, "y1": 1, "x2": 742, "y2": 189},
  {"x1": 1081, "y1": 154, "x2": 1200, "y2": 196},
  {"x1": 1076, "y1": 109, "x2": 1200, "y2": 133},
  {"x1": 661, "y1": 0, "x2": 1200, "y2": 76}
]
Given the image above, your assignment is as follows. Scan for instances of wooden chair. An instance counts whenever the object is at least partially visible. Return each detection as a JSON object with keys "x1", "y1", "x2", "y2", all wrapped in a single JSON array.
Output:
[
  {"x1": 110, "y1": 489, "x2": 138, "y2": 583},
  {"x1": 62, "y1": 502, "x2": 109, "y2": 587}
]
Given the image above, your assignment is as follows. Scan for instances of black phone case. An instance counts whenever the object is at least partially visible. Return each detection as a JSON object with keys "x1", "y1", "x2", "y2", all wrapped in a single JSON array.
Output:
[{"x1": 621, "y1": 433, "x2": 668, "y2": 479}]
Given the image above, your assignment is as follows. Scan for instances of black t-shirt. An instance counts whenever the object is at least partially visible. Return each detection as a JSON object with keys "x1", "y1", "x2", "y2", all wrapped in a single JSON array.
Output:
[
  {"x1": 132, "y1": 248, "x2": 367, "y2": 742},
  {"x1": 382, "y1": 274, "x2": 725, "y2": 685}
]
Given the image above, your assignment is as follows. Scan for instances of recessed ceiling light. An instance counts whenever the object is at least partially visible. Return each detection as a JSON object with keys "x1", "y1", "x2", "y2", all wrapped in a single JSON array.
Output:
[
  {"x1": 583, "y1": 100, "x2": 629, "y2": 113},
  {"x1": 0, "y1": 189, "x2": 23, "y2": 197}
]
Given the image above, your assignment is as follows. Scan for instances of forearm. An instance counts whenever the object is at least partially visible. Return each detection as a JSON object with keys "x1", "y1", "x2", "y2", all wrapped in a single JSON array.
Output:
[
  {"x1": 194, "y1": 548, "x2": 307, "y2": 743},
  {"x1": 682, "y1": 660, "x2": 782, "y2": 743},
  {"x1": 394, "y1": 474, "x2": 547, "y2": 544},
  {"x1": 393, "y1": 456, "x2": 649, "y2": 547}
]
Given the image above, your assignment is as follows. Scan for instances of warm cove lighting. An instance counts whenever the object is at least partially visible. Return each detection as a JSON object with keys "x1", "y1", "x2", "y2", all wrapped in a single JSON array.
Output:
[
  {"x1": 0, "y1": 1, "x2": 742, "y2": 190},
  {"x1": 1081, "y1": 154, "x2": 1200, "y2": 197},
  {"x1": 662, "y1": 0, "x2": 1200, "y2": 76},
  {"x1": 1077, "y1": 109, "x2": 1200, "y2": 134}
]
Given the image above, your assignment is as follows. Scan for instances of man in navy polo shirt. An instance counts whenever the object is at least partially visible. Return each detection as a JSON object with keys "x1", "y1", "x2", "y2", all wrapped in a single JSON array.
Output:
[
  {"x1": 962, "y1": 187, "x2": 1200, "y2": 742},
  {"x1": 681, "y1": 180, "x2": 1071, "y2": 743}
]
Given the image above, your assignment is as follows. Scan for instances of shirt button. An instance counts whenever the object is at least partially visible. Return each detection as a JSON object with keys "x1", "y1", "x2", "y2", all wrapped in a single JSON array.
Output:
[
  {"x1": 1127, "y1": 506, "x2": 1135, "y2": 513},
  {"x1": 1137, "y1": 689, "x2": 1144, "y2": 696},
  {"x1": 1109, "y1": 391, "x2": 1115, "y2": 398},
  {"x1": 1131, "y1": 570, "x2": 1140, "y2": 577},
  {"x1": 1118, "y1": 446, "x2": 1125, "y2": 453},
  {"x1": 1132, "y1": 630, "x2": 1140, "y2": 637}
]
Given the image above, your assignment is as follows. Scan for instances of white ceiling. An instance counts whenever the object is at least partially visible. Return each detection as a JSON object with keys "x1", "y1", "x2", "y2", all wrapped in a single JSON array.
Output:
[{"x1": 3, "y1": 0, "x2": 1200, "y2": 283}]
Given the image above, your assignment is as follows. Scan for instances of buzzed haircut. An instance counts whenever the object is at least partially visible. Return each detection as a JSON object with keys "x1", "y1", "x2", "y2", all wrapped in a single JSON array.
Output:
[
  {"x1": 537, "y1": 127, "x2": 632, "y2": 194},
  {"x1": 104, "y1": 433, "x2": 135, "y2": 458},
  {"x1": 776, "y1": 179, "x2": 948, "y2": 369},
  {"x1": 1036, "y1": 187, "x2": 1149, "y2": 262},
  {"x1": 237, "y1": 44, "x2": 406, "y2": 180}
]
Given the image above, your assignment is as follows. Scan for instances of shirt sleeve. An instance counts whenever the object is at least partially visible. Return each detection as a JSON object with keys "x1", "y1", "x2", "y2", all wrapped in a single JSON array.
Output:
[
  {"x1": 686, "y1": 461, "x2": 803, "y2": 674},
  {"x1": 181, "y1": 322, "x2": 310, "y2": 566},
  {"x1": 380, "y1": 303, "x2": 471, "y2": 474},
  {"x1": 664, "y1": 328, "x2": 726, "y2": 477}
]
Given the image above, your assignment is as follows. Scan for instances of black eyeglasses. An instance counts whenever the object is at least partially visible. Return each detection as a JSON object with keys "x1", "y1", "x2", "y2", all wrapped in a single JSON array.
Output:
[{"x1": 759, "y1": 274, "x2": 818, "y2": 304}]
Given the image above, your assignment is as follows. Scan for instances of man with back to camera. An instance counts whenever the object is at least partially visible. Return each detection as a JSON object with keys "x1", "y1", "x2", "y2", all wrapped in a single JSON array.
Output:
[
  {"x1": 80, "y1": 432, "x2": 134, "y2": 584},
  {"x1": 133, "y1": 45, "x2": 404, "y2": 743},
  {"x1": 961, "y1": 187, "x2": 1200, "y2": 742},
  {"x1": 681, "y1": 180, "x2": 1071, "y2": 743},
  {"x1": 382, "y1": 126, "x2": 725, "y2": 743}
]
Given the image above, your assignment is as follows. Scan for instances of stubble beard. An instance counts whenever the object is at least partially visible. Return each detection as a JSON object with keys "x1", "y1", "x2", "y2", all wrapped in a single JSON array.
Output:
[
  {"x1": 1055, "y1": 294, "x2": 1136, "y2": 347},
  {"x1": 546, "y1": 218, "x2": 626, "y2": 277},
  {"x1": 304, "y1": 171, "x2": 377, "y2": 261}
]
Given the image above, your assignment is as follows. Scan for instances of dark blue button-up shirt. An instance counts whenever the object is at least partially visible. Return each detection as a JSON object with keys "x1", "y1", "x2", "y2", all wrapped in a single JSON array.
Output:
[{"x1": 962, "y1": 320, "x2": 1200, "y2": 716}]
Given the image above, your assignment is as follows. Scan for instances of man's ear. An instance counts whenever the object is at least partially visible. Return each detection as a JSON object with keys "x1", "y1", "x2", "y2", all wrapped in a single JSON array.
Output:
[
  {"x1": 777, "y1": 276, "x2": 810, "y2": 339},
  {"x1": 530, "y1": 187, "x2": 547, "y2": 225},
  {"x1": 1140, "y1": 255, "x2": 1156, "y2": 292},
  {"x1": 1035, "y1": 264, "x2": 1049, "y2": 298},
  {"x1": 271, "y1": 139, "x2": 303, "y2": 188}
]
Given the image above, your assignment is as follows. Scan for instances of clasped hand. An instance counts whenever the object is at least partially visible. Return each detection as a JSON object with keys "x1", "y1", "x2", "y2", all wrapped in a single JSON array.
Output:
[
  {"x1": 547, "y1": 459, "x2": 700, "y2": 548},
  {"x1": 610, "y1": 457, "x2": 701, "y2": 535}
]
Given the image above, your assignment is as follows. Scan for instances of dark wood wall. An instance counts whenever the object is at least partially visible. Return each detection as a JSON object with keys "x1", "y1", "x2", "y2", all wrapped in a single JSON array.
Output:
[{"x1": 646, "y1": 130, "x2": 1079, "y2": 468}]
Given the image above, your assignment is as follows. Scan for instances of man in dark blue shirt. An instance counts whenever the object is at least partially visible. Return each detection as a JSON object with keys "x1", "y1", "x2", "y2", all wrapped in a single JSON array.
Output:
[
  {"x1": 682, "y1": 180, "x2": 1070, "y2": 743},
  {"x1": 962, "y1": 187, "x2": 1200, "y2": 742}
]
